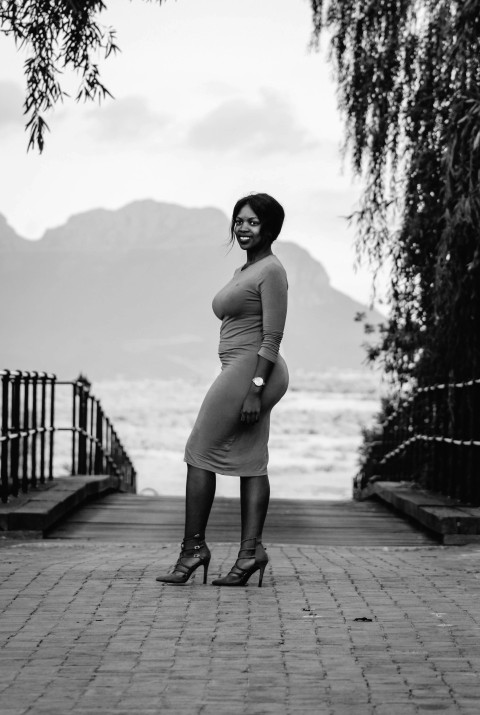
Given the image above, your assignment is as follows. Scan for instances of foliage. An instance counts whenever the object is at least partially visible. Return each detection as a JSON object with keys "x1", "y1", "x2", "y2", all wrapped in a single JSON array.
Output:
[
  {"x1": 310, "y1": 0, "x2": 480, "y2": 388},
  {"x1": 0, "y1": 0, "x2": 165, "y2": 151}
]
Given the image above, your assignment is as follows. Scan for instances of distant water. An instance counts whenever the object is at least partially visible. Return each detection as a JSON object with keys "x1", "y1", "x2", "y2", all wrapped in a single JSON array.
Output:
[{"x1": 53, "y1": 371, "x2": 382, "y2": 500}]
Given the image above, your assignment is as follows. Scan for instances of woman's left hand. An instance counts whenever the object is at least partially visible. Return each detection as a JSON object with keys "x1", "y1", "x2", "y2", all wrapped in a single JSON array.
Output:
[{"x1": 240, "y1": 394, "x2": 261, "y2": 424}]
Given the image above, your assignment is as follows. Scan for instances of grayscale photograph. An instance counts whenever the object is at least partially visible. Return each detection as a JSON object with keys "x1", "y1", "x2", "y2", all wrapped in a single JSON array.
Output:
[{"x1": 1, "y1": 1, "x2": 479, "y2": 713}]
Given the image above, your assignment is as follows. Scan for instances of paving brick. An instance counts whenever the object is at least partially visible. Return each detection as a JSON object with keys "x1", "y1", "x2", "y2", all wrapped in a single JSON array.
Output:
[{"x1": 1, "y1": 541, "x2": 480, "y2": 713}]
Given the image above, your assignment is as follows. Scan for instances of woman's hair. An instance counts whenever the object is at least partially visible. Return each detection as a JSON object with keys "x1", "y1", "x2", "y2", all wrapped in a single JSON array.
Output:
[{"x1": 229, "y1": 193, "x2": 285, "y2": 246}]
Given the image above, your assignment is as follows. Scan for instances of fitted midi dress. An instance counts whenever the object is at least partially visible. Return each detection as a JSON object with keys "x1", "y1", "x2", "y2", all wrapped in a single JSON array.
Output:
[{"x1": 184, "y1": 254, "x2": 289, "y2": 477}]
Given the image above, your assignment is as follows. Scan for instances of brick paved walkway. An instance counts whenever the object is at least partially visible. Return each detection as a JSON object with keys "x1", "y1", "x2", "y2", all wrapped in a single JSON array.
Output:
[{"x1": 1, "y1": 540, "x2": 480, "y2": 714}]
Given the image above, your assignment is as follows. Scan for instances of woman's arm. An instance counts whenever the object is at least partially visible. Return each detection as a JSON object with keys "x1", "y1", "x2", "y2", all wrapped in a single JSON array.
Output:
[
  {"x1": 240, "y1": 264, "x2": 288, "y2": 424},
  {"x1": 240, "y1": 355, "x2": 275, "y2": 424}
]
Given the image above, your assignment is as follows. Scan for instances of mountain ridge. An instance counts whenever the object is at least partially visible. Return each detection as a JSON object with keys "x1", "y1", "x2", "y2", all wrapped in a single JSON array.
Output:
[{"x1": 0, "y1": 200, "x2": 380, "y2": 379}]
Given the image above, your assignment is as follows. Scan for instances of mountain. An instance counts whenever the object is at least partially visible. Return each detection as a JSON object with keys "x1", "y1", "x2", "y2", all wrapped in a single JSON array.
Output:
[{"x1": 0, "y1": 200, "x2": 382, "y2": 380}]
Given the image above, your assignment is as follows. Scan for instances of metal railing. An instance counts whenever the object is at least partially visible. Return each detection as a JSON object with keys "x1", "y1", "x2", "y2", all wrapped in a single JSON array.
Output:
[
  {"x1": 357, "y1": 377, "x2": 480, "y2": 505},
  {"x1": 0, "y1": 370, "x2": 136, "y2": 503}
]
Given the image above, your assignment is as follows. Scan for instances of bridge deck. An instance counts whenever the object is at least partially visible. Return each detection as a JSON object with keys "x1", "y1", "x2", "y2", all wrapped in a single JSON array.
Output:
[{"x1": 48, "y1": 493, "x2": 437, "y2": 546}]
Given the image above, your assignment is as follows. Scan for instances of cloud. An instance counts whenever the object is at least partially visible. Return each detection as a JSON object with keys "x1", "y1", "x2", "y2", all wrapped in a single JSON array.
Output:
[
  {"x1": 0, "y1": 82, "x2": 24, "y2": 127},
  {"x1": 187, "y1": 90, "x2": 317, "y2": 156},
  {"x1": 87, "y1": 96, "x2": 168, "y2": 143}
]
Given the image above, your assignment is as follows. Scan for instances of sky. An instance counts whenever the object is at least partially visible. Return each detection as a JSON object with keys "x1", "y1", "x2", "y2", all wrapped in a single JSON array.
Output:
[{"x1": 0, "y1": 0, "x2": 380, "y2": 305}]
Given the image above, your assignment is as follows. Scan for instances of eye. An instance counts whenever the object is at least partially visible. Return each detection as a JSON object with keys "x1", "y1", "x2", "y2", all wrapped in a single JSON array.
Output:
[{"x1": 249, "y1": 220, "x2": 260, "y2": 226}]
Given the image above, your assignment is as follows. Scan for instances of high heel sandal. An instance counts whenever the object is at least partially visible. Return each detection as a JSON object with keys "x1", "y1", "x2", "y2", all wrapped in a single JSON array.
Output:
[
  {"x1": 156, "y1": 533, "x2": 211, "y2": 585},
  {"x1": 211, "y1": 538, "x2": 268, "y2": 587}
]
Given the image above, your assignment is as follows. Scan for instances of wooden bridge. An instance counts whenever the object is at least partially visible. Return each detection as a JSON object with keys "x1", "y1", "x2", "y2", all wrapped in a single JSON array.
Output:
[{"x1": 47, "y1": 492, "x2": 436, "y2": 546}]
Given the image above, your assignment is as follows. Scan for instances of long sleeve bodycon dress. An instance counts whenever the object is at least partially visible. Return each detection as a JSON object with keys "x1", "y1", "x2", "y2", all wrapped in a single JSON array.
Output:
[{"x1": 184, "y1": 254, "x2": 289, "y2": 477}]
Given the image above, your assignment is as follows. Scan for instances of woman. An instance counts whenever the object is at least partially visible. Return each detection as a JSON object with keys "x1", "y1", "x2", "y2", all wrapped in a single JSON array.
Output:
[{"x1": 156, "y1": 193, "x2": 289, "y2": 587}]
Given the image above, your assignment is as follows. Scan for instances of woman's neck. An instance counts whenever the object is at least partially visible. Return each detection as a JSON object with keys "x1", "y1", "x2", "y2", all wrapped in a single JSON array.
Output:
[{"x1": 245, "y1": 247, "x2": 273, "y2": 265}]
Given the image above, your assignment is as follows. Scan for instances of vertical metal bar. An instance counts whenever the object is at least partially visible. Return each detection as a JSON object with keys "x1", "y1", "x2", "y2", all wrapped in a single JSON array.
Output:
[
  {"x1": 1, "y1": 371, "x2": 10, "y2": 504},
  {"x1": 415, "y1": 391, "x2": 423, "y2": 486},
  {"x1": 105, "y1": 417, "x2": 111, "y2": 475},
  {"x1": 112, "y1": 429, "x2": 119, "y2": 486},
  {"x1": 437, "y1": 385, "x2": 444, "y2": 497},
  {"x1": 446, "y1": 382, "x2": 455, "y2": 500},
  {"x1": 104, "y1": 414, "x2": 108, "y2": 473},
  {"x1": 448, "y1": 382, "x2": 455, "y2": 500},
  {"x1": 78, "y1": 387, "x2": 87, "y2": 474},
  {"x1": 111, "y1": 428, "x2": 120, "y2": 488},
  {"x1": 420, "y1": 390, "x2": 428, "y2": 488},
  {"x1": 39, "y1": 373, "x2": 47, "y2": 485},
  {"x1": 31, "y1": 372, "x2": 38, "y2": 489},
  {"x1": 94, "y1": 403, "x2": 103, "y2": 474},
  {"x1": 77, "y1": 378, "x2": 89, "y2": 474},
  {"x1": 432, "y1": 386, "x2": 441, "y2": 496},
  {"x1": 11, "y1": 373, "x2": 21, "y2": 497},
  {"x1": 48, "y1": 376, "x2": 55, "y2": 481},
  {"x1": 410, "y1": 395, "x2": 417, "y2": 485},
  {"x1": 460, "y1": 385, "x2": 466, "y2": 502},
  {"x1": 440, "y1": 384, "x2": 449, "y2": 499},
  {"x1": 381, "y1": 417, "x2": 389, "y2": 481},
  {"x1": 22, "y1": 373, "x2": 30, "y2": 493},
  {"x1": 472, "y1": 382, "x2": 480, "y2": 506},
  {"x1": 71, "y1": 382, "x2": 77, "y2": 476},
  {"x1": 426, "y1": 389, "x2": 434, "y2": 492},
  {"x1": 463, "y1": 383, "x2": 472, "y2": 504},
  {"x1": 88, "y1": 396, "x2": 95, "y2": 475}
]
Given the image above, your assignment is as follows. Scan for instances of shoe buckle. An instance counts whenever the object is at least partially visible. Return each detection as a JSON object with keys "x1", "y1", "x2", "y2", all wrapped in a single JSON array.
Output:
[
  {"x1": 194, "y1": 545, "x2": 200, "y2": 549},
  {"x1": 194, "y1": 554, "x2": 200, "y2": 559}
]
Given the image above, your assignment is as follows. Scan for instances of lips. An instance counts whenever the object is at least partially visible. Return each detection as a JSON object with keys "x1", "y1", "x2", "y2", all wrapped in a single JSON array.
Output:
[{"x1": 238, "y1": 236, "x2": 252, "y2": 243}]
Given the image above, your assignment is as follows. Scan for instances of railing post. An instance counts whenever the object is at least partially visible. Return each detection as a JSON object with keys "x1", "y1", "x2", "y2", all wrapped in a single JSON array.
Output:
[
  {"x1": 472, "y1": 380, "x2": 480, "y2": 505},
  {"x1": 77, "y1": 375, "x2": 91, "y2": 475},
  {"x1": 11, "y1": 373, "x2": 21, "y2": 497},
  {"x1": 94, "y1": 403, "x2": 104, "y2": 474},
  {"x1": 1, "y1": 371, "x2": 10, "y2": 503},
  {"x1": 21, "y1": 373, "x2": 30, "y2": 494},
  {"x1": 31, "y1": 372, "x2": 38, "y2": 489},
  {"x1": 88, "y1": 395, "x2": 94, "y2": 475},
  {"x1": 425, "y1": 388, "x2": 434, "y2": 492},
  {"x1": 39, "y1": 373, "x2": 47, "y2": 485},
  {"x1": 48, "y1": 376, "x2": 55, "y2": 481},
  {"x1": 446, "y1": 382, "x2": 455, "y2": 499},
  {"x1": 456, "y1": 384, "x2": 466, "y2": 502},
  {"x1": 71, "y1": 381, "x2": 77, "y2": 475}
]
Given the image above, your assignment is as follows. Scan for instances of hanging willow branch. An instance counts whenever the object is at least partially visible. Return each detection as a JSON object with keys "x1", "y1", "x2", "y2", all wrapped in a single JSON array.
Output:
[
  {"x1": 0, "y1": 0, "x2": 166, "y2": 152},
  {"x1": 310, "y1": 0, "x2": 480, "y2": 385}
]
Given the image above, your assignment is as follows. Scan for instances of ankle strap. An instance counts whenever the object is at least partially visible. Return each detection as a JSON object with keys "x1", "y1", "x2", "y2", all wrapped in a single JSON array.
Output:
[
  {"x1": 181, "y1": 533, "x2": 206, "y2": 553},
  {"x1": 183, "y1": 533, "x2": 205, "y2": 544},
  {"x1": 238, "y1": 537, "x2": 260, "y2": 558}
]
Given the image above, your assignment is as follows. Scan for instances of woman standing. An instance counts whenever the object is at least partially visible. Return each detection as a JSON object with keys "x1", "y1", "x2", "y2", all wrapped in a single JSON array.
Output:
[{"x1": 156, "y1": 193, "x2": 289, "y2": 587}]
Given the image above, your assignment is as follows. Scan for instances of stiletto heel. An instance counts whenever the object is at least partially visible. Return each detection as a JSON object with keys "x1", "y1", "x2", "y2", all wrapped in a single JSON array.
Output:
[
  {"x1": 211, "y1": 538, "x2": 268, "y2": 587},
  {"x1": 258, "y1": 562, "x2": 266, "y2": 587},
  {"x1": 156, "y1": 534, "x2": 211, "y2": 585}
]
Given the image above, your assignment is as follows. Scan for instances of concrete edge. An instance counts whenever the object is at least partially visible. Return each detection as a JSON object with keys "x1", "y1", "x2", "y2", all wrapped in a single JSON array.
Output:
[
  {"x1": 0, "y1": 475, "x2": 118, "y2": 536},
  {"x1": 356, "y1": 480, "x2": 480, "y2": 545}
]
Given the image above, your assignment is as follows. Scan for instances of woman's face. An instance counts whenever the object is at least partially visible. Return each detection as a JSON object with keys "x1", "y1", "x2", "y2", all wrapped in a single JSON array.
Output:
[{"x1": 233, "y1": 204, "x2": 264, "y2": 252}]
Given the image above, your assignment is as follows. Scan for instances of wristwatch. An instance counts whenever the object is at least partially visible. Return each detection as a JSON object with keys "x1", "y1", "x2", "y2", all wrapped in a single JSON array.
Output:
[{"x1": 252, "y1": 377, "x2": 266, "y2": 388}]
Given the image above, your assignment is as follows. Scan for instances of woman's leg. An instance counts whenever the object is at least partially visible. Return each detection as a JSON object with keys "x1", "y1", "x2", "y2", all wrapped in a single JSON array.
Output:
[
  {"x1": 211, "y1": 475, "x2": 270, "y2": 586},
  {"x1": 156, "y1": 465, "x2": 215, "y2": 584},
  {"x1": 184, "y1": 465, "x2": 216, "y2": 539},
  {"x1": 240, "y1": 474, "x2": 270, "y2": 542}
]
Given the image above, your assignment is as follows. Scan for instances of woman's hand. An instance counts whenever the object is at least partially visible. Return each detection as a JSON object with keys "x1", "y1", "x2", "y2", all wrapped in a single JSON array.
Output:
[{"x1": 240, "y1": 393, "x2": 261, "y2": 424}]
